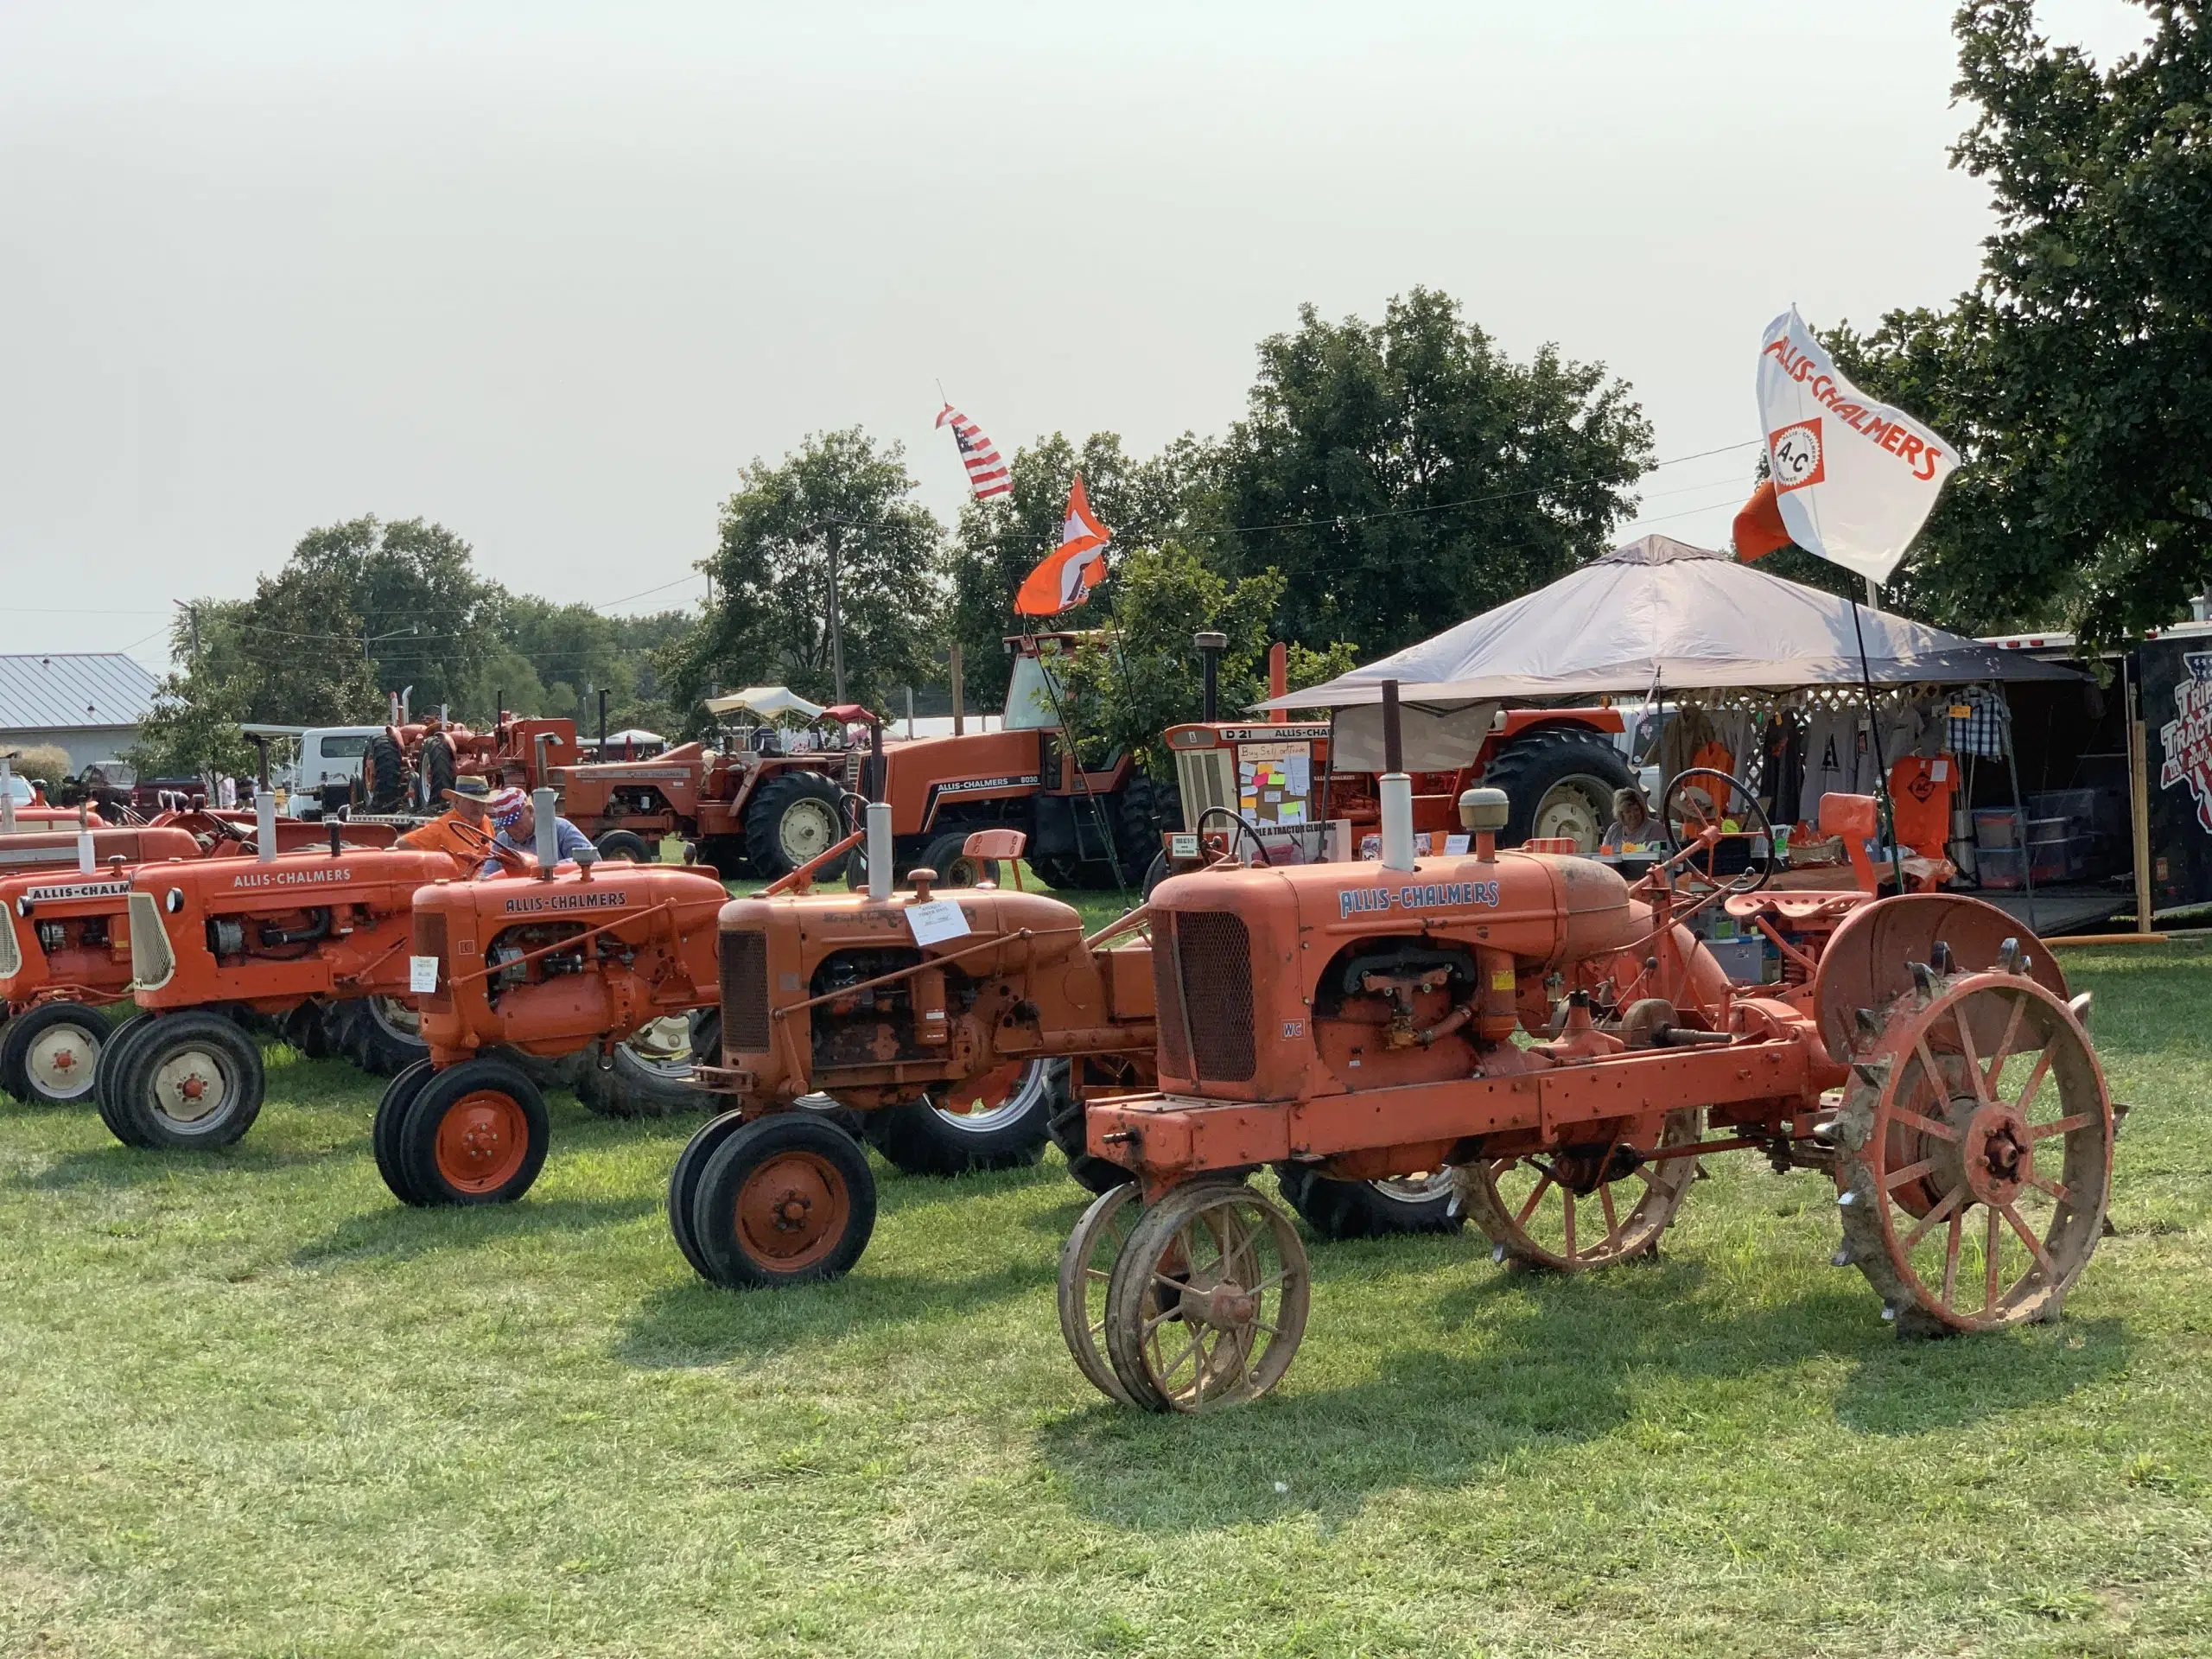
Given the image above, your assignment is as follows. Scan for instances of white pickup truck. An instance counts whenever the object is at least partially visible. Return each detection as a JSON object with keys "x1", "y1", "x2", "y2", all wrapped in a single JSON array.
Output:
[{"x1": 242, "y1": 724, "x2": 391, "y2": 814}]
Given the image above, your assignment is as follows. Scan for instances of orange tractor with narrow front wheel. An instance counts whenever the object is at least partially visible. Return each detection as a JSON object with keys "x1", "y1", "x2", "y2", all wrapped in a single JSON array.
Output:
[{"x1": 1055, "y1": 763, "x2": 2115, "y2": 1413}]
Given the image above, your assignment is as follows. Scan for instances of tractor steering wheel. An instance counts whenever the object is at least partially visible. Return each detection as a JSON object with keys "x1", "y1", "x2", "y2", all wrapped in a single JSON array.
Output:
[
  {"x1": 448, "y1": 816, "x2": 531, "y2": 877},
  {"x1": 1195, "y1": 805, "x2": 1269, "y2": 868},
  {"x1": 1656, "y1": 767, "x2": 1776, "y2": 896}
]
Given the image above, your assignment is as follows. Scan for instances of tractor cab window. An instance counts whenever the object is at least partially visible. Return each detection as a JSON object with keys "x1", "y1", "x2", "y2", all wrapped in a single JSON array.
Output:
[{"x1": 1003, "y1": 651, "x2": 1065, "y2": 732}]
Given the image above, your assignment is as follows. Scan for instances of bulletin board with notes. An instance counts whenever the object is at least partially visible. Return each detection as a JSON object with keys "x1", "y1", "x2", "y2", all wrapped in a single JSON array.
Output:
[{"x1": 1236, "y1": 741, "x2": 1316, "y2": 828}]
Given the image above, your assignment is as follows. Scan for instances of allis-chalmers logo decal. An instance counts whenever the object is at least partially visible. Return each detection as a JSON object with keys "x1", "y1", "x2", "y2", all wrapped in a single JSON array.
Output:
[
  {"x1": 2158, "y1": 651, "x2": 2212, "y2": 834},
  {"x1": 230, "y1": 867, "x2": 356, "y2": 889},
  {"x1": 21, "y1": 880, "x2": 130, "y2": 906},
  {"x1": 501, "y1": 888, "x2": 631, "y2": 914},
  {"x1": 1338, "y1": 878, "x2": 1502, "y2": 920},
  {"x1": 933, "y1": 774, "x2": 1041, "y2": 796}
]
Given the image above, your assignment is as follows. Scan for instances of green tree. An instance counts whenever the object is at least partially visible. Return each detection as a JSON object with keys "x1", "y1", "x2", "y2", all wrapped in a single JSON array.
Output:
[
  {"x1": 287, "y1": 516, "x2": 505, "y2": 714},
  {"x1": 661, "y1": 429, "x2": 944, "y2": 728},
  {"x1": 1213, "y1": 287, "x2": 1652, "y2": 660},
  {"x1": 944, "y1": 432, "x2": 1218, "y2": 709},
  {"x1": 127, "y1": 666, "x2": 257, "y2": 785},
  {"x1": 1816, "y1": 3, "x2": 2212, "y2": 645},
  {"x1": 474, "y1": 599, "x2": 695, "y2": 737},
  {"x1": 1056, "y1": 543, "x2": 1357, "y2": 775},
  {"x1": 188, "y1": 563, "x2": 383, "y2": 726}
]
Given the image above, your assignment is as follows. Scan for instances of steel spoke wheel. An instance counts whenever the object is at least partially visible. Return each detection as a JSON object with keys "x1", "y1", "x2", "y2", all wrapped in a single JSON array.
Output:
[
  {"x1": 1458, "y1": 1109, "x2": 1703, "y2": 1270},
  {"x1": 1058, "y1": 1184, "x2": 1141, "y2": 1406},
  {"x1": 1836, "y1": 969, "x2": 2112, "y2": 1334},
  {"x1": 1103, "y1": 1182, "x2": 1311, "y2": 1413}
]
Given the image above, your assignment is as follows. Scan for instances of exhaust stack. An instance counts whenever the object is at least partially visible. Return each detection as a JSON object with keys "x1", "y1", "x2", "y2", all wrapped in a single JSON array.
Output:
[
  {"x1": 1379, "y1": 679, "x2": 1416, "y2": 872},
  {"x1": 533, "y1": 786, "x2": 559, "y2": 877},
  {"x1": 1194, "y1": 632, "x2": 1227, "y2": 722},
  {"x1": 255, "y1": 792, "x2": 277, "y2": 863}
]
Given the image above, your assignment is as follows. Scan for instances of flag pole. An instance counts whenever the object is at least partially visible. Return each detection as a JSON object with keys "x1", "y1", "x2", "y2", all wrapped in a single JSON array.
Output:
[{"x1": 1849, "y1": 593, "x2": 1908, "y2": 894}]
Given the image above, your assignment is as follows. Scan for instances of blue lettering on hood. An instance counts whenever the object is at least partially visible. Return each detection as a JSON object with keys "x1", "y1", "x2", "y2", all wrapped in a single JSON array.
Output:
[{"x1": 1338, "y1": 879, "x2": 1502, "y2": 919}]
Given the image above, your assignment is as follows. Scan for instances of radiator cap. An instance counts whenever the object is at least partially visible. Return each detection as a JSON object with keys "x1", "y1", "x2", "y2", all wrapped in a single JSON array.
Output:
[{"x1": 1457, "y1": 788, "x2": 1510, "y2": 832}]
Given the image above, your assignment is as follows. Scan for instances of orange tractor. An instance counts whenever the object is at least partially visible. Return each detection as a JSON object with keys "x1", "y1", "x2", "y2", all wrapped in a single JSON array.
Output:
[
  {"x1": 0, "y1": 815, "x2": 405, "y2": 1107},
  {"x1": 372, "y1": 793, "x2": 729, "y2": 1206},
  {"x1": 1053, "y1": 696, "x2": 2116, "y2": 1412},
  {"x1": 92, "y1": 823, "x2": 467, "y2": 1148}
]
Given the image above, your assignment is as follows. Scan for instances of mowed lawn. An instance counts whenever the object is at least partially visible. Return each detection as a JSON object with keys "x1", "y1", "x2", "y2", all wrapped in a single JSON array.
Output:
[{"x1": 2, "y1": 941, "x2": 2209, "y2": 1658}]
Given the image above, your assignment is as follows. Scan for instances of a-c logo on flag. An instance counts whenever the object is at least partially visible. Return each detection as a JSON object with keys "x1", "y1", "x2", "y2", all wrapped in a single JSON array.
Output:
[{"x1": 1770, "y1": 420, "x2": 1825, "y2": 493}]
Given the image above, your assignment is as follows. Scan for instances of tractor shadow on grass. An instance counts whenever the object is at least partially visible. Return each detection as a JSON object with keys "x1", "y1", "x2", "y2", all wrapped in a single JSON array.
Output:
[
  {"x1": 613, "y1": 1258, "x2": 1044, "y2": 1370},
  {"x1": 287, "y1": 1192, "x2": 663, "y2": 1268},
  {"x1": 15, "y1": 1141, "x2": 336, "y2": 1190},
  {"x1": 1035, "y1": 1252, "x2": 2133, "y2": 1533}
]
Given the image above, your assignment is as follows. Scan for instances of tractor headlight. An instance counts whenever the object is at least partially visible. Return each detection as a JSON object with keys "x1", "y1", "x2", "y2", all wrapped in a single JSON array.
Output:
[{"x1": 165, "y1": 887, "x2": 185, "y2": 913}]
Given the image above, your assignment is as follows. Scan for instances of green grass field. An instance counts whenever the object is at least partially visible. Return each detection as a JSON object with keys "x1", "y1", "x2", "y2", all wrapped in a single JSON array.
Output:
[{"x1": 3, "y1": 940, "x2": 2209, "y2": 1657}]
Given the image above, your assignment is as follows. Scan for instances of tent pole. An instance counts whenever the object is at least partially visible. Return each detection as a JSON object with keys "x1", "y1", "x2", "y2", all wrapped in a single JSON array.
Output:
[
  {"x1": 1999, "y1": 681, "x2": 2038, "y2": 936},
  {"x1": 1849, "y1": 597, "x2": 1908, "y2": 893}
]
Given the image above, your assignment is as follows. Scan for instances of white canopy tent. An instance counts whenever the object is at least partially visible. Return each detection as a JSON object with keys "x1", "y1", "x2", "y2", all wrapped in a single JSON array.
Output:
[
  {"x1": 1265, "y1": 536, "x2": 2081, "y2": 727},
  {"x1": 701, "y1": 687, "x2": 827, "y2": 722}
]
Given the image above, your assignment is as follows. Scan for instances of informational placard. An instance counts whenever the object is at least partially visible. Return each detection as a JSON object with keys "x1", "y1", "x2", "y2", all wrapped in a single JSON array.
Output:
[
  {"x1": 408, "y1": 955, "x2": 440, "y2": 994},
  {"x1": 905, "y1": 899, "x2": 973, "y2": 947},
  {"x1": 1443, "y1": 833, "x2": 1471, "y2": 855},
  {"x1": 1236, "y1": 741, "x2": 1314, "y2": 828}
]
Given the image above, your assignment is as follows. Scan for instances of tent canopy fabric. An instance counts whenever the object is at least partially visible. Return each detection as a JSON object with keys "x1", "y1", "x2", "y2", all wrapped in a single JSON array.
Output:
[
  {"x1": 702, "y1": 687, "x2": 826, "y2": 721},
  {"x1": 1262, "y1": 534, "x2": 2082, "y2": 712}
]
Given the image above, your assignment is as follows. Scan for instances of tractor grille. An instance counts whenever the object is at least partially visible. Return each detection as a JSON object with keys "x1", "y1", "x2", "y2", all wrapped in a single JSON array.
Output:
[
  {"x1": 1165, "y1": 909, "x2": 1255, "y2": 1083},
  {"x1": 722, "y1": 929, "x2": 771, "y2": 1053},
  {"x1": 1173, "y1": 748, "x2": 1236, "y2": 829},
  {"x1": 1151, "y1": 912, "x2": 1191, "y2": 1077},
  {"x1": 411, "y1": 909, "x2": 449, "y2": 1008}
]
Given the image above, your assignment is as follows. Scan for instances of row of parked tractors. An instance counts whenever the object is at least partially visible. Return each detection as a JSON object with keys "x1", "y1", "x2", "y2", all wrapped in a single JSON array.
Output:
[{"x1": 0, "y1": 734, "x2": 2119, "y2": 1414}]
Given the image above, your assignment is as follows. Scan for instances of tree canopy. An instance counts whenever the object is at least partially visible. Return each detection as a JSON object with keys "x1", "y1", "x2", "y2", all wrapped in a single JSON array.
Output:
[
  {"x1": 1211, "y1": 287, "x2": 1653, "y2": 660},
  {"x1": 660, "y1": 429, "x2": 944, "y2": 729},
  {"x1": 1816, "y1": 2, "x2": 2212, "y2": 644}
]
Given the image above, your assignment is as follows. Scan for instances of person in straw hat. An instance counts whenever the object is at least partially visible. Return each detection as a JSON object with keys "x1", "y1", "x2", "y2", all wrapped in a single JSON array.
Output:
[{"x1": 397, "y1": 775, "x2": 497, "y2": 861}]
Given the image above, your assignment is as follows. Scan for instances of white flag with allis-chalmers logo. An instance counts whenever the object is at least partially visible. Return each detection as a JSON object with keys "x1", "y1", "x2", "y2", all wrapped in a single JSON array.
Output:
[{"x1": 1756, "y1": 307, "x2": 1959, "y2": 586}]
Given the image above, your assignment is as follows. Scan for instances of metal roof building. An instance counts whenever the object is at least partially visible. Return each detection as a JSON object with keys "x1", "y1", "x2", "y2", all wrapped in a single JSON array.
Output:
[{"x1": 0, "y1": 652, "x2": 164, "y2": 775}]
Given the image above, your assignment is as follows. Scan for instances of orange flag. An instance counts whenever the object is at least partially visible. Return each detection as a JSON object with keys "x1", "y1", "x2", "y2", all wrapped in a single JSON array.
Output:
[
  {"x1": 1732, "y1": 478, "x2": 1793, "y2": 563},
  {"x1": 1014, "y1": 476, "x2": 1111, "y2": 616}
]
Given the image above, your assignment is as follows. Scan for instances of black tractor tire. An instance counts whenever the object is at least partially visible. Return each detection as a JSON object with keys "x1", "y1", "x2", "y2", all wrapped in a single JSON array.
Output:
[
  {"x1": 743, "y1": 772, "x2": 849, "y2": 882},
  {"x1": 361, "y1": 732, "x2": 412, "y2": 815},
  {"x1": 1479, "y1": 728, "x2": 1634, "y2": 851},
  {"x1": 667, "y1": 1110, "x2": 754, "y2": 1280},
  {"x1": 859, "y1": 1058, "x2": 1055, "y2": 1177},
  {"x1": 1115, "y1": 774, "x2": 1173, "y2": 878},
  {"x1": 696, "y1": 836, "x2": 752, "y2": 880},
  {"x1": 594, "y1": 830, "x2": 652, "y2": 863},
  {"x1": 572, "y1": 1017, "x2": 709, "y2": 1119},
  {"x1": 0, "y1": 1000, "x2": 112, "y2": 1106},
  {"x1": 688, "y1": 1112, "x2": 879, "y2": 1288},
  {"x1": 1042, "y1": 1059, "x2": 1131, "y2": 1195},
  {"x1": 1028, "y1": 850, "x2": 1086, "y2": 892},
  {"x1": 394, "y1": 1057, "x2": 550, "y2": 1206},
  {"x1": 280, "y1": 1001, "x2": 339, "y2": 1061},
  {"x1": 92, "y1": 1012, "x2": 159, "y2": 1145},
  {"x1": 106, "y1": 1009, "x2": 266, "y2": 1151},
  {"x1": 919, "y1": 830, "x2": 999, "y2": 889},
  {"x1": 1273, "y1": 1164, "x2": 1465, "y2": 1240},
  {"x1": 418, "y1": 732, "x2": 457, "y2": 807},
  {"x1": 338, "y1": 996, "x2": 430, "y2": 1078},
  {"x1": 373, "y1": 1058, "x2": 437, "y2": 1205},
  {"x1": 497, "y1": 1046, "x2": 584, "y2": 1092},
  {"x1": 1141, "y1": 851, "x2": 1173, "y2": 902}
]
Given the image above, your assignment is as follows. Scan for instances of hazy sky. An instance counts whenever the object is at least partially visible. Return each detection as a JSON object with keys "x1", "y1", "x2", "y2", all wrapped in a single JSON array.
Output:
[{"x1": 1, "y1": 2, "x2": 2152, "y2": 673}]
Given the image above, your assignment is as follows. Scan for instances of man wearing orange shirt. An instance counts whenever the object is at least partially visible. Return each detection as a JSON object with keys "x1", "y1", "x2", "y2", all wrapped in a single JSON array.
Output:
[{"x1": 397, "y1": 776, "x2": 495, "y2": 861}]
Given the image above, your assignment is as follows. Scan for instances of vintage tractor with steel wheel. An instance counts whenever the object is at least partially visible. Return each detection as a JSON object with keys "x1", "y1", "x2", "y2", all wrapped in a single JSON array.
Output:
[
  {"x1": 372, "y1": 797, "x2": 728, "y2": 1207},
  {"x1": 1056, "y1": 741, "x2": 2116, "y2": 1413},
  {"x1": 0, "y1": 816, "x2": 404, "y2": 1109},
  {"x1": 92, "y1": 830, "x2": 470, "y2": 1149}
]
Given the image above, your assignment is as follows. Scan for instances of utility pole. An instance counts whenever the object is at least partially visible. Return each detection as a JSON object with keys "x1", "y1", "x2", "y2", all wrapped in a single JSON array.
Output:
[
  {"x1": 824, "y1": 522, "x2": 848, "y2": 703},
  {"x1": 174, "y1": 600, "x2": 200, "y2": 668}
]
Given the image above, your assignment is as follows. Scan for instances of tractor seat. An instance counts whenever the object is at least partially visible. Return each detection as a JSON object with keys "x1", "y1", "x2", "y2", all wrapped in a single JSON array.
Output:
[{"x1": 962, "y1": 828, "x2": 1029, "y2": 890}]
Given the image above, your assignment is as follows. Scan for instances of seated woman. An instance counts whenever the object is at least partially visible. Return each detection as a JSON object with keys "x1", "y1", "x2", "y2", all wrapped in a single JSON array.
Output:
[{"x1": 1599, "y1": 787, "x2": 1666, "y2": 855}]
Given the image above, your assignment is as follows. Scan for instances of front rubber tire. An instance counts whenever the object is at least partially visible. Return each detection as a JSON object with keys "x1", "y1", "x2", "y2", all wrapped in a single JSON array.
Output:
[
  {"x1": 107, "y1": 1010, "x2": 266, "y2": 1151},
  {"x1": 1274, "y1": 1164, "x2": 1465, "y2": 1240},
  {"x1": 396, "y1": 1058, "x2": 550, "y2": 1205},
  {"x1": 667, "y1": 1110, "x2": 754, "y2": 1280},
  {"x1": 0, "y1": 1000, "x2": 112, "y2": 1105},
  {"x1": 689, "y1": 1112, "x2": 878, "y2": 1288},
  {"x1": 373, "y1": 1058, "x2": 437, "y2": 1205}
]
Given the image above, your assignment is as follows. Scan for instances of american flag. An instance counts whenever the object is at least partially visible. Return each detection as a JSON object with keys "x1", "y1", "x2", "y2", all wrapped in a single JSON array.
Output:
[{"x1": 935, "y1": 403, "x2": 1011, "y2": 500}]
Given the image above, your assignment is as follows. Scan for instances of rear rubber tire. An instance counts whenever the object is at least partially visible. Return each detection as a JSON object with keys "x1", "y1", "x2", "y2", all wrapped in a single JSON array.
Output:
[
  {"x1": 689, "y1": 1113, "x2": 878, "y2": 1288},
  {"x1": 696, "y1": 836, "x2": 751, "y2": 880},
  {"x1": 339, "y1": 996, "x2": 429, "y2": 1078},
  {"x1": 1479, "y1": 728, "x2": 1634, "y2": 851},
  {"x1": 396, "y1": 1058, "x2": 550, "y2": 1205},
  {"x1": 361, "y1": 732, "x2": 411, "y2": 815},
  {"x1": 92, "y1": 1012, "x2": 159, "y2": 1146},
  {"x1": 108, "y1": 1010, "x2": 266, "y2": 1151},
  {"x1": 594, "y1": 830, "x2": 652, "y2": 863},
  {"x1": 743, "y1": 772, "x2": 848, "y2": 881},
  {"x1": 0, "y1": 1000, "x2": 111, "y2": 1105},
  {"x1": 860, "y1": 1058, "x2": 1054, "y2": 1177},
  {"x1": 419, "y1": 732, "x2": 456, "y2": 806},
  {"x1": 1043, "y1": 1059, "x2": 1131, "y2": 1195},
  {"x1": 572, "y1": 1018, "x2": 708, "y2": 1119},
  {"x1": 919, "y1": 830, "x2": 999, "y2": 889},
  {"x1": 1274, "y1": 1164, "x2": 1465, "y2": 1239}
]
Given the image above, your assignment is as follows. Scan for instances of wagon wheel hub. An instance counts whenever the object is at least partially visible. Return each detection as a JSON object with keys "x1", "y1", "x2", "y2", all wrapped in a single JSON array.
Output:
[
  {"x1": 1963, "y1": 1103, "x2": 2033, "y2": 1206},
  {"x1": 1177, "y1": 1280, "x2": 1257, "y2": 1329}
]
